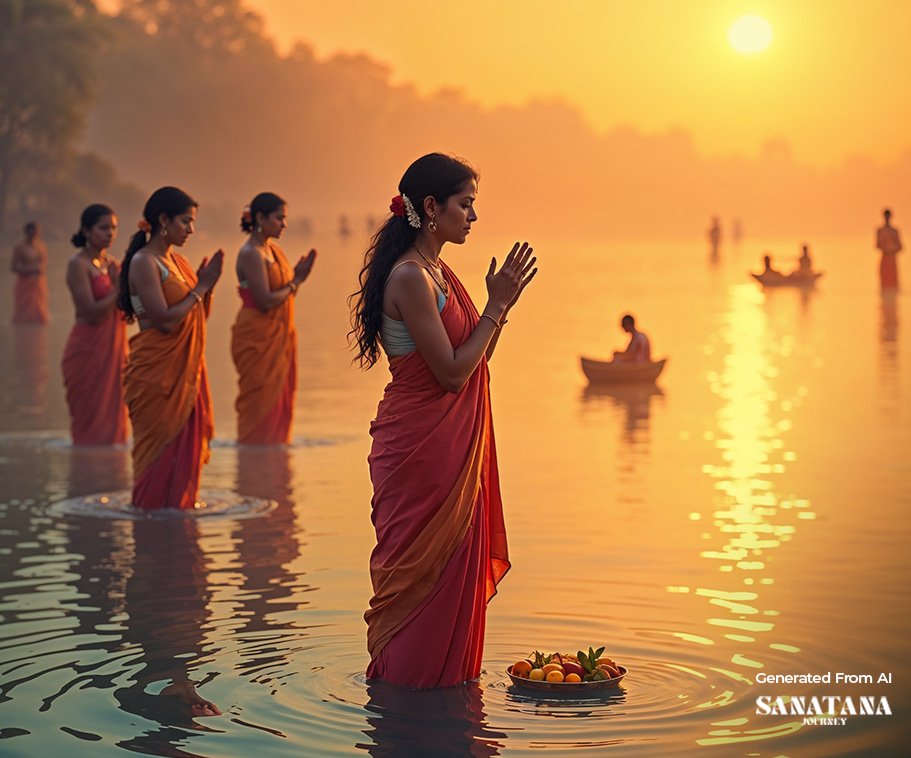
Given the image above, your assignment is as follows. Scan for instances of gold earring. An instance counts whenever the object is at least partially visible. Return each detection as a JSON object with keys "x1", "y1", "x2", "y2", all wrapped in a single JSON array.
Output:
[
  {"x1": 257, "y1": 224, "x2": 263, "y2": 233},
  {"x1": 428, "y1": 215, "x2": 437, "y2": 232},
  {"x1": 160, "y1": 226, "x2": 167, "y2": 237}
]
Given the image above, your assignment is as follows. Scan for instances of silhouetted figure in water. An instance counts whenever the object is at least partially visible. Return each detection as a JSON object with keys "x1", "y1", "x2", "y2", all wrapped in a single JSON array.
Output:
[
  {"x1": 338, "y1": 214, "x2": 352, "y2": 237},
  {"x1": 732, "y1": 218, "x2": 743, "y2": 246},
  {"x1": 707, "y1": 215, "x2": 722, "y2": 262},
  {"x1": 876, "y1": 208, "x2": 902, "y2": 291},
  {"x1": 612, "y1": 314, "x2": 651, "y2": 363}
]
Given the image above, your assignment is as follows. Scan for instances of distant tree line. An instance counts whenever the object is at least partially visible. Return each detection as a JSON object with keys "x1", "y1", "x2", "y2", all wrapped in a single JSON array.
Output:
[{"x1": 2, "y1": 0, "x2": 909, "y2": 241}]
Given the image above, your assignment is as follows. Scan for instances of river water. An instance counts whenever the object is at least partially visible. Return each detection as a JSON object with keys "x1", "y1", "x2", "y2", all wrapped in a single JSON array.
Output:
[{"x1": 1, "y1": 228, "x2": 908, "y2": 756}]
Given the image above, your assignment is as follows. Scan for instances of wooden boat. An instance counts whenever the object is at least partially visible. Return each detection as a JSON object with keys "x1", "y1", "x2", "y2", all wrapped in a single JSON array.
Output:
[
  {"x1": 751, "y1": 271, "x2": 823, "y2": 288},
  {"x1": 580, "y1": 357, "x2": 667, "y2": 384}
]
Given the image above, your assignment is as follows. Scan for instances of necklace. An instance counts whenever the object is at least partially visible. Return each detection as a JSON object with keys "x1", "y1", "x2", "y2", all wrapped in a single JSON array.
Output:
[
  {"x1": 86, "y1": 249, "x2": 108, "y2": 275},
  {"x1": 414, "y1": 244, "x2": 449, "y2": 295}
]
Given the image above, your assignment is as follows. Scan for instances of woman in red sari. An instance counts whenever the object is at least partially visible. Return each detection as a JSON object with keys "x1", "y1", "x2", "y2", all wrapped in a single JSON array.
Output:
[
  {"x1": 62, "y1": 204, "x2": 129, "y2": 445},
  {"x1": 10, "y1": 221, "x2": 50, "y2": 324},
  {"x1": 231, "y1": 192, "x2": 316, "y2": 444},
  {"x1": 118, "y1": 187, "x2": 224, "y2": 510},
  {"x1": 351, "y1": 153, "x2": 537, "y2": 688}
]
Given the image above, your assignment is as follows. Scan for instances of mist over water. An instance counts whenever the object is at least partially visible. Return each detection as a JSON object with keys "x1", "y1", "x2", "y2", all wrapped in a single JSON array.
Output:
[{"x1": 1, "y1": 227, "x2": 908, "y2": 755}]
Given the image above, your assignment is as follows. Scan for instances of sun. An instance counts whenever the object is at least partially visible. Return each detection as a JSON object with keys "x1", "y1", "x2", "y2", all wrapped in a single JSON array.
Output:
[{"x1": 728, "y1": 15, "x2": 773, "y2": 55}]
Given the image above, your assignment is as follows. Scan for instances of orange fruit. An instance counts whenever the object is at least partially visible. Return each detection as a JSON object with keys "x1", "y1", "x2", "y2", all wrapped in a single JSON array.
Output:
[
  {"x1": 545, "y1": 670, "x2": 565, "y2": 683},
  {"x1": 528, "y1": 668, "x2": 545, "y2": 681},
  {"x1": 596, "y1": 657, "x2": 615, "y2": 667},
  {"x1": 542, "y1": 663, "x2": 564, "y2": 676},
  {"x1": 512, "y1": 660, "x2": 532, "y2": 678},
  {"x1": 565, "y1": 673, "x2": 582, "y2": 683}
]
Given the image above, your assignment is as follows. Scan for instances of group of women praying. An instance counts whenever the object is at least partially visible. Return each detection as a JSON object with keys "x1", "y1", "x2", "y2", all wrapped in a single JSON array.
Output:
[{"x1": 47, "y1": 188, "x2": 315, "y2": 509}]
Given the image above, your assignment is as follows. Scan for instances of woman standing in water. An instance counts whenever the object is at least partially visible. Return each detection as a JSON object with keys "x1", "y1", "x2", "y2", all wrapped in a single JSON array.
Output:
[
  {"x1": 350, "y1": 153, "x2": 537, "y2": 687},
  {"x1": 231, "y1": 192, "x2": 316, "y2": 445},
  {"x1": 876, "y1": 208, "x2": 902, "y2": 292},
  {"x1": 62, "y1": 204, "x2": 129, "y2": 445},
  {"x1": 118, "y1": 187, "x2": 223, "y2": 510},
  {"x1": 10, "y1": 221, "x2": 50, "y2": 324}
]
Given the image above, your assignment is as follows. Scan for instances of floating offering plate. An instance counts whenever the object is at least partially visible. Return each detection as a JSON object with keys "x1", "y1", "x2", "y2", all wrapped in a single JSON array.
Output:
[
  {"x1": 507, "y1": 663, "x2": 628, "y2": 692},
  {"x1": 506, "y1": 646, "x2": 627, "y2": 692}
]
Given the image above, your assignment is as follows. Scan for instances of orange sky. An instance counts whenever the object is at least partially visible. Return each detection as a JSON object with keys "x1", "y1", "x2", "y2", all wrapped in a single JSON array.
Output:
[{"x1": 243, "y1": 0, "x2": 911, "y2": 168}]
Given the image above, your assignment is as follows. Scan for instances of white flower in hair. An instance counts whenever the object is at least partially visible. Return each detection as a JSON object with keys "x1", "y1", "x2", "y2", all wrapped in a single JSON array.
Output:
[{"x1": 401, "y1": 194, "x2": 422, "y2": 230}]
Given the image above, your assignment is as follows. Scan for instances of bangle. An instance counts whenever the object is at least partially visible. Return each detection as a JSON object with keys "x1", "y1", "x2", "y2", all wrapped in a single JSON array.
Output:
[
  {"x1": 288, "y1": 281, "x2": 298, "y2": 294},
  {"x1": 189, "y1": 289, "x2": 203, "y2": 305},
  {"x1": 480, "y1": 313, "x2": 501, "y2": 329}
]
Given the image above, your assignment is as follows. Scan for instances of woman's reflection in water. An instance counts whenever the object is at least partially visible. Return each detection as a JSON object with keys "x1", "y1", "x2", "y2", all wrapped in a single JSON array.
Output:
[
  {"x1": 233, "y1": 447, "x2": 303, "y2": 680},
  {"x1": 358, "y1": 679, "x2": 504, "y2": 757},
  {"x1": 114, "y1": 516, "x2": 222, "y2": 735},
  {"x1": 880, "y1": 290, "x2": 899, "y2": 348},
  {"x1": 11, "y1": 324, "x2": 49, "y2": 416}
]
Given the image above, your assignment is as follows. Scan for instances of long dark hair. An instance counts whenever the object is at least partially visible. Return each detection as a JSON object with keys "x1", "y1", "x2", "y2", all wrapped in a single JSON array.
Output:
[
  {"x1": 241, "y1": 192, "x2": 286, "y2": 232},
  {"x1": 71, "y1": 203, "x2": 115, "y2": 248},
  {"x1": 117, "y1": 187, "x2": 197, "y2": 322},
  {"x1": 349, "y1": 153, "x2": 478, "y2": 368}
]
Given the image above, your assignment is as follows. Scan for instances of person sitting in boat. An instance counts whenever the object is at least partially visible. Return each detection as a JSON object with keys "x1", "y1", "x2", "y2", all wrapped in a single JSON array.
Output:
[
  {"x1": 612, "y1": 314, "x2": 651, "y2": 363},
  {"x1": 761, "y1": 254, "x2": 783, "y2": 277},
  {"x1": 791, "y1": 244, "x2": 813, "y2": 278}
]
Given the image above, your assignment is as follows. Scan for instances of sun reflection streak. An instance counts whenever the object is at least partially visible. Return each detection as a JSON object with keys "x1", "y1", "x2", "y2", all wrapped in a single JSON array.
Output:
[{"x1": 670, "y1": 283, "x2": 821, "y2": 745}]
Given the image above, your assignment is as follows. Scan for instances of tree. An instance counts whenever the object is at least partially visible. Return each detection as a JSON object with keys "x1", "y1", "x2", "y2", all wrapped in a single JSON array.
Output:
[{"x1": 0, "y1": 0, "x2": 103, "y2": 233}]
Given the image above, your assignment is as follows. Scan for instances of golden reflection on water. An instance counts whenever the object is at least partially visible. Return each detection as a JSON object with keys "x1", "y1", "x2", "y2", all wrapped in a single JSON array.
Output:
[{"x1": 681, "y1": 283, "x2": 818, "y2": 745}]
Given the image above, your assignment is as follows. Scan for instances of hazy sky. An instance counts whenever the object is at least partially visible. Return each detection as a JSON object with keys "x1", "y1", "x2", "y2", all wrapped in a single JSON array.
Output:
[{"x1": 243, "y1": 0, "x2": 910, "y2": 168}]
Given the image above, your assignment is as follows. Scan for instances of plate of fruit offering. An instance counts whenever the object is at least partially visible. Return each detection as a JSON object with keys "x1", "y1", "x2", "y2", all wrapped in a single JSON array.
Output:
[{"x1": 507, "y1": 647, "x2": 627, "y2": 691}]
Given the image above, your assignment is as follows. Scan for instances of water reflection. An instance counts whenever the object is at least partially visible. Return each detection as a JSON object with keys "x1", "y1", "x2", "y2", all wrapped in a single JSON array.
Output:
[
  {"x1": 65, "y1": 445, "x2": 130, "y2": 498},
  {"x1": 9, "y1": 326, "x2": 49, "y2": 419},
  {"x1": 232, "y1": 448, "x2": 308, "y2": 681},
  {"x1": 878, "y1": 292, "x2": 900, "y2": 413},
  {"x1": 358, "y1": 680, "x2": 504, "y2": 757},
  {"x1": 113, "y1": 516, "x2": 222, "y2": 744},
  {"x1": 581, "y1": 384, "x2": 665, "y2": 446},
  {"x1": 679, "y1": 284, "x2": 813, "y2": 745}
]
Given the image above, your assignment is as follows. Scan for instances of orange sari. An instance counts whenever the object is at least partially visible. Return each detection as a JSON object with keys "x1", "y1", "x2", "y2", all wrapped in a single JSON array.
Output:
[
  {"x1": 123, "y1": 254, "x2": 213, "y2": 509},
  {"x1": 230, "y1": 248, "x2": 296, "y2": 444},
  {"x1": 62, "y1": 273, "x2": 129, "y2": 445},
  {"x1": 365, "y1": 262, "x2": 510, "y2": 688},
  {"x1": 12, "y1": 274, "x2": 49, "y2": 324}
]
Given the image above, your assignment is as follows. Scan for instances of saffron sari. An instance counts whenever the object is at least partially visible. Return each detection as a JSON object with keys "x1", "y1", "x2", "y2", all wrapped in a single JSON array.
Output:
[
  {"x1": 123, "y1": 254, "x2": 213, "y2": 510},
  {"x1": 365, "y1": 262, "x2": 510, "y2": 688},
  {"x1": 12, "y1": 273, "x2": 49, "y2": 324},
  {"x1": 230, "y1": 248, "x2": 296, "y2": 444},
  {"x1": 62, "y1": 273, "x2": 129, "y2": 445}
]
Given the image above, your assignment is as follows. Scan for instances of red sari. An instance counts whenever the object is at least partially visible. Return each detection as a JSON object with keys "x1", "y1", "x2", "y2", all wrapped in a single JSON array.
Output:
[
  {"x1": 230, "y1": 248, "x2": 296, "y2": 444},
  {"x1": 123, "y1": 254, "x2": 214, "y2": 510},
  {"x1": 12, "y1": 273, "x2": 49, "y2": 324},
  {"x1": 877, "y1": 226, "x2": 901, "y2": 291},
  {"x1": 62, "y1": 273, "x2": 129, "y2": 445},
  {"x1": 365, "y1": 262, "x2": 510, "y2": 688}
]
